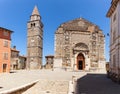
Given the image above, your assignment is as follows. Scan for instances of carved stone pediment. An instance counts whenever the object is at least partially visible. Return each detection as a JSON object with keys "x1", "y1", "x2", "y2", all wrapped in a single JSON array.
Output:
[
  {"x1": 74, "y1": 42, "x2": 89, "y2": 51},
  {"x1": 72, "y1": 42, "x2": 89, "y2": 55}
]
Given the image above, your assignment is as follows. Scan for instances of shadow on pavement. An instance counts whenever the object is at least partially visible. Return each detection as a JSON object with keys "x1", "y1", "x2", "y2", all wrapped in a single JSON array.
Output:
[
  {"x1": 75, "y1": 73, "x2": 120, "y2": 94},
  {"x1": 10, "y1": 71, "x2": 16, "y2": 73},
  {"x1": 0, "y1": 87, "x2": 3, "y2": 89}
]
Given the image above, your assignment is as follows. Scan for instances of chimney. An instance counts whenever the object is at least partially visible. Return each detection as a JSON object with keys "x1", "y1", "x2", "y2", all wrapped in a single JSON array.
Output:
[{"x1": 13, "y1": 46, "x2": 16, "y2": 49}]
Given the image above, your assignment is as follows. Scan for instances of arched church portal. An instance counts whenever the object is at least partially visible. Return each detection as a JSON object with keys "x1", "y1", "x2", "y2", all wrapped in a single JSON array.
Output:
[{"x1": 77, "y1": 53, "x2": 85, "y2": 70}]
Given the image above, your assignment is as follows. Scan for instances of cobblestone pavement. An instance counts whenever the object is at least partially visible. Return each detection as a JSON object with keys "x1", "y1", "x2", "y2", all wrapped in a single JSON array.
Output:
[
  {"x1": 23, "y1": 80, "x2": 69, "y2": 94},
  {"x1": 75, "y1": 73, "x2": 120, "y2": 94}
]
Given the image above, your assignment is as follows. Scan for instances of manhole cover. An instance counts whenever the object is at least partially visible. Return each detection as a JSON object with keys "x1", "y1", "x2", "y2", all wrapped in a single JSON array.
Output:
[{"x1": 46, "y1": 91, "x2": 50, "y2": 93}]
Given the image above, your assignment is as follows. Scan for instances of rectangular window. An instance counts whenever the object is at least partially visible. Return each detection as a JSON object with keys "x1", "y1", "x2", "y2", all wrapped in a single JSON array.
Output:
[
  {"x1": 113, "y1": 13, "x2": 116, "y2": 22},
  {"x1": 3, "y1": 31, "x2": 9, "y2": 36},
  {"x1": 113, "y1": 54, "x2": 116, "y2": 68},
  {"x1": 113, "y1": 27, "x2": 116, "y2": 42},
  {"x1": 4, "y1": 41, "x2": 8, "y2": 47},
  {"x1": 113, "y1": 31, "x2": 115, "y2": 41},
  {"x1": 3, "y1": 53, "x2": 8, "y2": 60}
]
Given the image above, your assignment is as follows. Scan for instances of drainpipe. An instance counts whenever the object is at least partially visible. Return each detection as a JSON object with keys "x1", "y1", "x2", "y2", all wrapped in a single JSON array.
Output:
[{"x1": 118, "y1": 5, "x2": 120, "y2": 83}]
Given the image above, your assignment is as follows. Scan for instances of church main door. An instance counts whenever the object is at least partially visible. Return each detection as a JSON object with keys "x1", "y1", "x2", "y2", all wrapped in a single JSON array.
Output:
[
  {"x1": 77, "y1": 53, "x2": 85, "y2": 70},
  {"x1": 78, "y1": 60, "x2": 83, "y2": 70}
]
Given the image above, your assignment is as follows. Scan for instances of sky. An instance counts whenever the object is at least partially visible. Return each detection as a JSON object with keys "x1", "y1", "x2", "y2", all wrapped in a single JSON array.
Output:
[{"x1": 0, "y1": 0, "x2": 111, "y2": 64}]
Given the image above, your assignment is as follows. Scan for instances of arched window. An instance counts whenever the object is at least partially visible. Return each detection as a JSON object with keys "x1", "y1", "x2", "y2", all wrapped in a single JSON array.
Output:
[{"x1": 31, "y1": 23, "x2": 36, "y2": 28}]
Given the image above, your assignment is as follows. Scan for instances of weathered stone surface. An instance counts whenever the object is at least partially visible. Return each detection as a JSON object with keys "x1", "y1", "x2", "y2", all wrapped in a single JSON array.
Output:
[
  {"x1": 54, "y1": 17, "x2": 105, "y2": 71},
  {"x1": 23, "y1": 80, "x2": 69, "y2": 94},
  {"x1": 27, "y1": 6, "x2": 43, "y2": 69}
]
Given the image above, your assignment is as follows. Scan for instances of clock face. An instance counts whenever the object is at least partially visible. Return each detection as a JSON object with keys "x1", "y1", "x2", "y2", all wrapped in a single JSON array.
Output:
[{"x1": 78, "y1": 21, "x2": 85, "y2": 27}]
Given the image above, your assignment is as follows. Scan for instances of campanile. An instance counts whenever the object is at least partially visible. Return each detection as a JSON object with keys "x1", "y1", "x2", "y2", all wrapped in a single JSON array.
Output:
[{"x1": 27, "y1": 6, "x2": 43, "y2": 69}]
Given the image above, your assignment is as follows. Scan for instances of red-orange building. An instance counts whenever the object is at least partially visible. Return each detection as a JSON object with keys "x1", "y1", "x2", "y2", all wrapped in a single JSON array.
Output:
[{"x1": 0, "y1": 27, "x2": 13, "y2": 73}]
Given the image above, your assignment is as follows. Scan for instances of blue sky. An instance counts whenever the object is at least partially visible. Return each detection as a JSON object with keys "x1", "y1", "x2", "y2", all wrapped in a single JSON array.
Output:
[{"x1": 0, "y1": 0, "x2": 111, "y2": 64}]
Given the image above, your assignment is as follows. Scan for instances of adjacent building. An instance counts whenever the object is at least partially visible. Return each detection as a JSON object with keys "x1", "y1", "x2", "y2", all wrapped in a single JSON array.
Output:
[
  {"x1": 54, "y1": 18, "x2": 106, "y2": 71},
  {"x1": 11, "y1": 46, "x2": 19, "y2": 70},
  {"x1": 0, "y1": 27, "x2": 13, "y2": 73},
  {"x1": 27, "y1": 6, "x2": 43, "y2": 69},
  {"x1": 19, "y1": 55, "x2": 26, "y2": 69},
  {"x1": 45, "y1": 55, "x2": 54, "y2": 69},
  {"x1": 11, "y1": 46, "x2": 26, "y2": 70},
  {"x1": 106, "y1": 0, "x2": 120, "y2": 81}
]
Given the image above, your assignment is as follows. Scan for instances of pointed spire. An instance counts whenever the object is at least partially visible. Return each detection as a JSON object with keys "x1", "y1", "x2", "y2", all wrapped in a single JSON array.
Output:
[{"x1": 32, "y1": 5, "x2": 40, "y2": 15}]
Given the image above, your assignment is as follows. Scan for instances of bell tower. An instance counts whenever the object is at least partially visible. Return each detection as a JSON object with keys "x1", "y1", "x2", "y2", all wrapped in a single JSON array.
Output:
[{"x1": 27, "y1": 6, "x2": 43, "y2": 69}]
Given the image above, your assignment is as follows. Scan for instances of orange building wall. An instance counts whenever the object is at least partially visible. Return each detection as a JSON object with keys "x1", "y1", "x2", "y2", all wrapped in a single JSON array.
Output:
[
  {"x1": 0, "y1": 27, "x2": 12, "y2": 73},
  {"x1": 0, "y1": 39, "x2": 11, "y2": 73}
]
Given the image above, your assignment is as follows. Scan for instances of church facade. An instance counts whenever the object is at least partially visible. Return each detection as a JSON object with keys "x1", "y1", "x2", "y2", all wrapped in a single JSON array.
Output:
[{"x1": 54, "y1": 18, "x2": 106, "y2": 71}]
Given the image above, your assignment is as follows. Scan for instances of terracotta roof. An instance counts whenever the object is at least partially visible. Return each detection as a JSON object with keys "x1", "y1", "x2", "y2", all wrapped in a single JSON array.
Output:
[
  {"x1": 11, "y1": 48, "x2": 19, "y2": 52},
  {"x1": 0, "y1": 27, "x2": 13, "y2": 33},
  {"x1": 32, "y1": 5, "x2": 40, "y2": 15}
]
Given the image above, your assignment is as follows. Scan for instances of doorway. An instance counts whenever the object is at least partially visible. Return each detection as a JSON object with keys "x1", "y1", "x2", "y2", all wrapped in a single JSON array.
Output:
[
  {"x1": 3, "y1": 64, "x2": 7, "y2": 72},
  {"x1": 77, "y1": 53, "x2": 85, "y2": 70},
  {"x1": 78, "y1": 61, "x2": 83, "y2": 70}
]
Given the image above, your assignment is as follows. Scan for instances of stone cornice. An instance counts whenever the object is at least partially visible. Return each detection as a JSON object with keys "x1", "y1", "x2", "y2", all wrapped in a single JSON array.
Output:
[{"x1": 106, "y1": 0, "x2": 119, "y2": 17}]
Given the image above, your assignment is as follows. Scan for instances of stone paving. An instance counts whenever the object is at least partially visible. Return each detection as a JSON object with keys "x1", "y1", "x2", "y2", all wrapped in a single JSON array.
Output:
[
  {"x1": 0, "y1": 69, "x2": 87, "y2": 94},
  {"x1": 74, "y1": 73, "x2": 120, "y2": 94},
  {"x1": 0, "y1": 69, "x2": 109, "y2": 94},
  {"x1": 23, "y1": 80, "x2": 69, "y2": 94}
]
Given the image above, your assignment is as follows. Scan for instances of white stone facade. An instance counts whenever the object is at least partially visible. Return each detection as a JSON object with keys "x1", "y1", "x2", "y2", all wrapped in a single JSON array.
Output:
[{"x1": 107, "y1": 0, "x2": 120, "y2": 81}]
